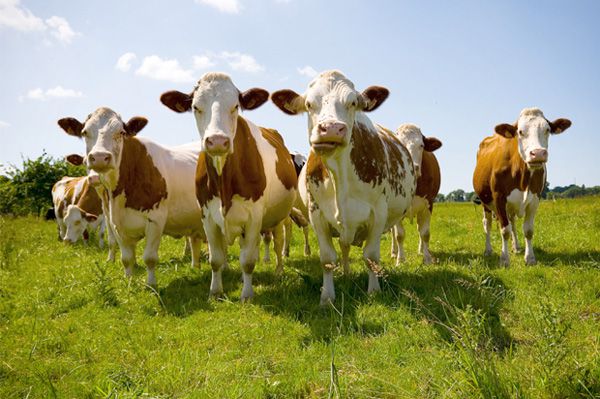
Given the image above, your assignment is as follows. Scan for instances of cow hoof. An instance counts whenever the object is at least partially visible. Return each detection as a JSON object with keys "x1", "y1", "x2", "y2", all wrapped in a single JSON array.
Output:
[
  {"x1": 209, "y1": 291, "x2": 224, "y2": 301},
  {"x1": 499, "y1": 256, "x2": 510, "y2": 267},
  {"x1": 484, "y1": 249, "x2": 493, "y2": 257},
  {"x1": 423, "y1": 256, "x2": 433, "y2": 265},
  {"x1": 513, "y1": 246, "x2": 523, "y2": 254},
  {"x1": 240, "y1": 295, "x2": 253, "y2": 304},
  {"x1": 525, "y1": 256, "x2": 537, "y2": 266},
  {"x1": 320, "y1": 294, "x2": 334, "y2": 306}
]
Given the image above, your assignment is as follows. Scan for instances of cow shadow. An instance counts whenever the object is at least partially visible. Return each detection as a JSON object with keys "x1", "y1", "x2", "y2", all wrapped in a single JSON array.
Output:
[{"x1": 530, "y1": 248, "x2": 600, "y2": 268}]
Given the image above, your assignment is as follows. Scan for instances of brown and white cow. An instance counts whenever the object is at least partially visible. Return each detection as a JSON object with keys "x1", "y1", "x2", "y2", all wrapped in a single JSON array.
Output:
[
  {"x1": 51, "y1": 173, "x2": 106, "y2": 246},
  {"x1": 473, "y1": 107, "x2": 571, "y2": 266},
  {"x1": 272, "y1": 70, "x2": 416, "y2": 304},
  {"x1": 57, "y1": 107, "x2": 206, "y2": 286},
  {"x1": 161, "y1": 73, "x2": 297, "y2": 302},
  {"x1": 391, "y1": 124, "x2": 442, "y2": 264}
]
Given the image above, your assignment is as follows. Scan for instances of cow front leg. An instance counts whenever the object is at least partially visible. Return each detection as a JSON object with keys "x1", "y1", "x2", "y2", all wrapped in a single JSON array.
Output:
[
  {"x1": 205, "y1": 219, "x2": 226, "y2": 298},
  {"x1": 494, "y1": 197, "x2": 511, "y2": 267},
  {"x1": 189, "y1": 235, "x2": 203, "y2": 269},
  {"x1": 272, "y1": 221, "x2": 285, "y2": 275},
  {"x1": 97, "y1": 216, "x2": 106, "y2": 249},
  {"x1": 482, "y1": 207, "x2": 493, "y2": 256},
  {"x1": 239, "y1": 221, "x2": 261, "y2": 303},
  {"x1": 283, "y1": 216, "x2": 293, "y2": 257},
  {"x1": 340, "y1": 241, "x2": 350, "y2": 275},
  {"x1": 509, "y1": 213, "x2": 522, "y2": 253},
  {"x1": 120, "y1": 236, "x2": 137, "y2": 280},
  {"x1": 262, "y1": 231, "x2": 272, "y2": 264},
  {"x1": 143, "y1": 221, "x2": 165, "y2": 288},
  {"x1": 523, "y1": 195, "x2": 540, "y2": 265},
  {"x1": 311, "y1": 213, "x2": 337, "y2": 305},
  {"x1": 417, "y1": 208, "x2": 433, "y2": 264},
  {"x1": 363, "y1": 212, "x2": 387, "y2": 294},
  {"x1": 302, "y1": 226, "x2": 311, "y2": 256},
  {"x1": 393, "y1": 222, "x2": 406, "y2": 265}
]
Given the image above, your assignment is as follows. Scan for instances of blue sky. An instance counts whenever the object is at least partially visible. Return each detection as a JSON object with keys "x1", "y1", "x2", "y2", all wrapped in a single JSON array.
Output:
[{"x1": 1, "y1": 0, "x2": 599, "y2": 194}]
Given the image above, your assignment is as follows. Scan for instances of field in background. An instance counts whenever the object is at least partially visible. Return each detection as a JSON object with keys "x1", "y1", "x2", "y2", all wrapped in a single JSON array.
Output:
[{"x1": 0, "y1": 197, "x2": 599, "y2": 398}]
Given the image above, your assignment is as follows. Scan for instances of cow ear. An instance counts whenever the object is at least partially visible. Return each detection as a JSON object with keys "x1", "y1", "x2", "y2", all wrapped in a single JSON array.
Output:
[
  {"x1": 124, "y1": 117, "x2": 148, "y2": 136},
  {"x1": 360, "y1": 86, "x2": 389, "y2": 112},
  {"x1": 160, "y1": 90, "x2": 193, "y2": 113},
  {"x1": 271, "y1": 89, "x2": 306, "y2": 115},
  {"x1": 58, "y1": 117, "x2": 84, "y2": 137},
  {"x1": 494, "y1": 123, "x2": 517, "y2": 138},
  {"x1": 423, "y1": 137, "x2": 442, "y2": 152},
  {"x1": 83, "y1": 212, "x2": 98, "y2": 223},
  {"x1": 65, "y1": 154, "x2": 84, "y2": 166},
  {"x1": 549, "y1": 118, "x2": 571, "y2": 134},
  {"x1": 239, "y1": 88, "x2": 269, "y2": 110}
]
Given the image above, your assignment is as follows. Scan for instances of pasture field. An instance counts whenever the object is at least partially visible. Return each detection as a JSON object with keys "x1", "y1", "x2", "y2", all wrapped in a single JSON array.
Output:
[{"x1": 0, "y1": 197, "x2": 599, "y2": 398}]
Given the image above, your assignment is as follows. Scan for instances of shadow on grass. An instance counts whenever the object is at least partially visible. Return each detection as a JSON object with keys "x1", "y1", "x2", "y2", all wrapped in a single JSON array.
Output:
[{"x1": 533, "y1": 249, "x2": 600, "y2": 268}]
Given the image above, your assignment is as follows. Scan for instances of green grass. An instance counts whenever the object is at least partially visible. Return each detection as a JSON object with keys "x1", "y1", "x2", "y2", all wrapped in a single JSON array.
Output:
[{"x1": 0, "y1": 197, "x2": 599, "y2": 398}]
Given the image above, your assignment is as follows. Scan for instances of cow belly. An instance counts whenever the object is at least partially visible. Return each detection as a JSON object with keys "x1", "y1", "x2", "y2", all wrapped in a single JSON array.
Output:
[{"x1": 506, "y1": 189, "x2": 538, "y2": 218}]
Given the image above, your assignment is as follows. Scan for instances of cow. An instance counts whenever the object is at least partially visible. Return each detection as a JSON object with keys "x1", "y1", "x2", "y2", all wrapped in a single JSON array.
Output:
[
  {"x1": 472, "y1": 107, "x2": 571, "y2": 266},
  {"x1": 51, "y1": 173, "x2": 106, "y2": 246},
  {"x1": 57, "y1": 107, "x2": 206, "y2": 286},
  {"x1": 271, "y1": 70, "x2": 417, "y2": 304},
  {"x1": 391, "y1": 124, "x2": 442, "y2": 264},
  {"x1": 160, "y1": 72, "x2": 298, "y2": 302}
]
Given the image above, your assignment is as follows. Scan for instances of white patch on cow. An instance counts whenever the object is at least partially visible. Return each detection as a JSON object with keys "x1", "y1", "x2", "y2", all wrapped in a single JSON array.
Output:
[
  {"x1": 395, "y1": 123, "x2": 424, "y2": 177},
  {"x1": 515, "y1": 108, "x2": 551, "y2": 168}
]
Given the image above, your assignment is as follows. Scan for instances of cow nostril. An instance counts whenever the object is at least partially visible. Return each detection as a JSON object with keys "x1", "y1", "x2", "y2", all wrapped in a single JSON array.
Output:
[
  {"x1": 89, "y1": 155, "x2": 95, "y2": 162},
  {"x1": 318, "y1": 124, "x2": 327, "y2": 133}
]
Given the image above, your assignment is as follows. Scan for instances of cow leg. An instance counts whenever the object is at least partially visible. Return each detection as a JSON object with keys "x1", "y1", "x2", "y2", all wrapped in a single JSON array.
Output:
[
  {"x1": 183, "y1": 237, "x2": 191, "y2": 257},
  {"x1": 58, "y1": 219, "x2": 66, "y2": 241},
  {"x1": 97, "y1": 217, "x2": 106, "y2": 249},
  {"x1": 509, "y1": 213, "x2": 522, "y2": 253},
  {"x1": 417, "y1": 208, "x2": 433, "y2": 264},
  {"x1": 120, "y1": 237, "x2": 137, "y2": 279},
  {"x1": 302, "y1": 226, "x2": 311, "y2": 256},
  {"x1": 189, "y1": 235, "x2": 203, "y2": 269},
  {"x1": 262, "y1": 231, "x2": 272, "y2": 263},
  {"x1": 390, "y1": 227, "x2": 398, "y2": 259},
  {"x1": 283, "y1": 216, "x2": 293, "y2": 257},
  {"x1": 363, "y1": 210, "x2": 387, "y2": 294},
  {"x1": 340, "y1": 241, "x2": 350, "y2": 275},
  {"x1": 393, "y1": 222, "x2": 406, "y2": 265},
  {"x1": 143, "y1": 222, "x2": 164, "y2": 288},
  {"x1": 494, "y1": 197, "x2": 511, "y2": 267},
  {"x1": 312, "y1": 213, "x2": 337, "y2": 305},
  {"x1": 482, "y1": 207, "x2": 493, "y2": 256},
  {"x1": 239, "y1": 221, "x2": 261, "y2": 303},
  {"x1": 523, "y1": 195, "x2": 540, "y2": 265},
  {"x1": 272, "y1": 221, "x2": 285, "y2": 275},
  {"x1": 205, "y1": 219, "x2": 226, "y2": 298}
]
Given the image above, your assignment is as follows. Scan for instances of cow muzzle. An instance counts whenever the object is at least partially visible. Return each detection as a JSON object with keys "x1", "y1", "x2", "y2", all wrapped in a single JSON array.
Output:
[
  {"x1": 311, "y1": 120, "x2": 347, "y2": 154},
  {"x1": 88, "y1": 151, "x2": 113, "y2": 172},
  {"x1": 204, "y1": 134, "x2": 230, "y2": 175},
  {"x1": 526, "y1": 148, "x2": 548, "y2": 168}
]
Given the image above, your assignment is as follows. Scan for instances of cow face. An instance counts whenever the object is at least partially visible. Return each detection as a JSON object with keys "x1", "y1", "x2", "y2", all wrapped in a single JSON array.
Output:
[
  {"x1": 63, "y1": 204, "x2": 97, "y2": 243},
  {"x1": 395, "y1": 124, "x2": 442, "y2": 177},
  {"x1": 495, "y1": 108, "x2": 571, "y2": 170},
  {"x1": 271, "y1": 70, "x2": 389, "y2": 157},
  {"x1": 58, "y1": 108, "x2": 148, "y2": 174},
  {"x1": 160, "y1": 72, "x2": 268, "y2": 175}
]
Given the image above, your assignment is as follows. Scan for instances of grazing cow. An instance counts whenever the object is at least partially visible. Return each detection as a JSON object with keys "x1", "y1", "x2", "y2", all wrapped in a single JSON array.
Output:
[
  {"x1": 271, "y1": 70, "x2": 417, "y2": 304},
  {"x1": 160, "y1": 72, "x2": 297, "y2": 302},
  {"x1": 51, "y1": 174, "x2": 106, "y2": 246},
  {"x1": 472, "y1": 107, "x2": 571, "y2": 266},
  {"x1": 57, "y1": 107, "x2": 206, "y2": 286},
  {"x1": 391, "y1": 124, "x2": 442, "y2": 264}
]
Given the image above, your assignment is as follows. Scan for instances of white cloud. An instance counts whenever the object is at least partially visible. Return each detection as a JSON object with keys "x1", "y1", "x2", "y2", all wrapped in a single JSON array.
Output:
[
  {"x1": 220, "y1": 51, "x2": 264, "y2": 73},
  {"x1": 45, "y1": 16, "x2": 77, "y2": 44},
  {"x1": 0, "y1": 1, "x2": 79, "y2": 44},
  {"x1": 0, "y1": 0, "x2": 44, "y2": 31},
  {"x1": 115, "y1": 52, "x2": 137, "y2": 72},
  {"x1": 135, "y1": 55, "x2": 196, "y2": 83},
  {"x1": 297, "y1": 65, "x2": 318, "y2": 78},
  {"x1": 193, "y1": 54, "x2": 216, "y2": 70},
  {"x1": 0, "y1": 120, "x2": 10, "y2": 128},
  {"x1": 196, "y1": 0, "x2": 241, "y2": 14},
  {"x1": 20, "y1": 85, "x2": 83, "y2": 101}
]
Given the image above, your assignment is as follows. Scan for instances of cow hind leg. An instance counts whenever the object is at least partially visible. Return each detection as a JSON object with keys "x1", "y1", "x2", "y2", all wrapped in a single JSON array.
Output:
[
  {"x1": 393, "y1": 222, "x2": 406, "y2": 265},
  {"x1": 340, "y1": 241, "x2": 350, "y2": 275},
  {"x1": 302, "y1": 226, "x2": 311, "y2": 256},
  {"x1": 272, "y1": 221, "x2": 285, "y2": 275},
  {"x1": 523, "y1": 196, "x2": 540, "y2": 265},
  {"x1": 482, "y1": 207, "x2": 493, "y2": 256},
  {"x1": 509, "y1": 213, "x2": 522, "y2": 253},
  {"x1": 390, "y1": 227, "x2": 398, "y2": 259},
  {"x1": 106, "y1": 222, "x2": 117, "y2": 263},
  {"x1": 262, "y1": 231, "x2": 272, "y2": 264},
  {"x1": 417, "y1": 208, "x2": 433, "y2": 264},
  {"x1": 189, "y1": 235, "x2": 203, "y2": 269},
  {"x1": 283, "y1": 216, "x2": 293, "y2": 257}
]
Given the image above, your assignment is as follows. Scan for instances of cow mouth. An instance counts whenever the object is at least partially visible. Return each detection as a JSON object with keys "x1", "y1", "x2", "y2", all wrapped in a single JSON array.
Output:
[
  {"x1": 311, "y1": 139, "x2": 344, "y2": 154},
  {"x1": 526, "y1": 160, "x2": 546, "y2": 169}
]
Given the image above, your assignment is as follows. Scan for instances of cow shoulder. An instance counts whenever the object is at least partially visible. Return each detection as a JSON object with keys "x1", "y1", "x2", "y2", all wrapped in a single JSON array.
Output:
[
  {"x1": 113, "y1": 137, "x2": 168, "y2": 211},
  {"x1": 259, "y1": 127, "x2": 297, "y2": 190},
  {"x1": 416, "y1": 151, "x2": 441, "y2": 208}
]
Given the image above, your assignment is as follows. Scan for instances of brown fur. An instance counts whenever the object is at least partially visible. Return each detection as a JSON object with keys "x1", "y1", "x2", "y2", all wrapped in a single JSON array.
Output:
[
  {"x1": 350, "y1": 123, "x2": 409, "y2": 197},
  {"x1": 113, "y1": 137, "x2": 168, "y2": 212},
  {"x1": 473, "y1": 134, "x2": 545, "y2": 227},
  {"x1": 195, "y1": 116, "x2": 267, "y2": 212},
  {"x1": 54, "y1": 177, "x2": 82, "y2": 218},
  {"x1": 416, "y1": 151, "x2": 441, "y2": 211},
  {"x1": 260, "y1": 128, "x2": 297, "y2": 190},
  {"x1": 305, "y1": 151, "x2": 329, "y2": 185},
  {"x1": 76, "y1": 179, "x2": 103, "y2": 216}
]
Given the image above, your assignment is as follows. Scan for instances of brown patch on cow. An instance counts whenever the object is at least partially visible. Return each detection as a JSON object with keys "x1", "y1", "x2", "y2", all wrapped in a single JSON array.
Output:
[
  {"x1": 77, "y1": 179, "x2": 103, "y2": 216},
  {"x1": 55, "y1": 177, "x2": 83, "y2": 218},
  {"x1": 416, "y1": 151, "x2": 441, "y2": 211},
  {"x1": 306, "y1": 151, "x2": 329, "y2": 185},
  {"x1": 113, "y1": 137, "x2": 168, "y2": 212},
  {"x1": 260, "y1": 127, "x2": 297, "y2": 190},
  {"x1": 473, "y1": 135, "x2": 546, "y2": 227},
  {"x1": 195, "y1": 116, "x2": 266, "y2": 212},
  {"x1": 350, "y1": 123, "x2": 410, "y2": 197}
]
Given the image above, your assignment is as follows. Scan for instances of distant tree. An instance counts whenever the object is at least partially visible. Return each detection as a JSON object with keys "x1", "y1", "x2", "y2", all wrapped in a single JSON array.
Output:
[
  {"x1": 0, "y1": 152, "x2": 86, "y2": 216},
  {"x1": 446, "y1": 189, "x2": 466, "y2": 202},
  {"x1": 434, "y1": 193, "x2": 445, "y2": 202}
]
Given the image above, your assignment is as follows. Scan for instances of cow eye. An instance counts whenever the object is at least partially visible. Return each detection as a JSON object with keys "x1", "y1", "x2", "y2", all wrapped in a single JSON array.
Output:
[
  {"x1": 518, "y1": 130, "x2": 523, "y2": 136},
  {"x1": 351, "y1": 101, "x2": 357, "y2": 107},
  {"x1": 232, "y1": 104, "x2": 239, "y2": 113},
  {"x1": 306, "y1": 102, "x2": 312, "y2": 110},
  {"x1": 193, "y1": 106, "x2": 202, "y2": 113}
]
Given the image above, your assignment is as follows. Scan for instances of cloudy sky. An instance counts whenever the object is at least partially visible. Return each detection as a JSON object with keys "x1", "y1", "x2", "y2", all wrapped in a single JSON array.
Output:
[{"x1": 1, "y1": 0, "x2": 599, "y2": 193}]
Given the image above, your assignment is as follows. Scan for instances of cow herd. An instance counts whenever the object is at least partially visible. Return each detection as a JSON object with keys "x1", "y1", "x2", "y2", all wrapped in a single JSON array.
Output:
[{"x1": 51, "y1": 70, "x2": 571, "y2": 304}]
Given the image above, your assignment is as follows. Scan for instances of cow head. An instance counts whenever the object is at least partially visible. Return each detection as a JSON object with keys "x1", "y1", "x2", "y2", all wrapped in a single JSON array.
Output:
[
  {"x1": 160, "y1": 72, "x2": 269, "y2": 175},
  {"x1": 58, "y1": 107, "x2": 148, "y2": 174},
  {"x1": 494, "y1": 108, "x2": 571, "y2": 170},
  {"x1": 395, "y1": 124, "x2": 442, "y2": 177},
  {"x1": 63, "y1": 204, "x2": 97, "y2": 244},
  {"x1": 271, "y1": 70, "x2": 389, "y2": 157}
]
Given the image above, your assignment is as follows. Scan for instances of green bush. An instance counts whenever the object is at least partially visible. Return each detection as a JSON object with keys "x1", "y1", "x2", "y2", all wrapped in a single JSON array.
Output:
[{"x1": 0, "y1": 152, "x2": 86, "y2": 216}]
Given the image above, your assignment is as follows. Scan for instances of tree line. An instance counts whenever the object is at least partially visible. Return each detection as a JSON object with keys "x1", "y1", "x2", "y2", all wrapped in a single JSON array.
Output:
[{"x1": 437, "y1": 183, "x2": 600, "y2": 203}]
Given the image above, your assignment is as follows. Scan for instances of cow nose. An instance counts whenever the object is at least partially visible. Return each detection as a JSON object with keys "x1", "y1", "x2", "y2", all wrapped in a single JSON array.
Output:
[
  {"x1": 204, "y1": 135, "x2": 230, "y2": 153},
  {"x1": 317, "y1": 121, "x2": 347, "y2": 137},
  {"x1": 89, "y1": 152, "x2": 112, "y2": 169},
  {"x1": 529, "y1": 149, "x2": 548, "y2": 162},
  {"x1": 63, "y1": 237, "x2": 73, "y2": 244}
]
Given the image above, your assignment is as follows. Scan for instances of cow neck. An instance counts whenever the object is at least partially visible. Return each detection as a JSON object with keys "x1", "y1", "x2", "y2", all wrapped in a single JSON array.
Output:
[
  {"x1": 508, "y1": 138, "x2": 546, "y2": 195},
  {"x1": 196, "y1": 116, "x2": 266, "y2": 213},
  {"x1": 111, "y1": 136, "x2": 168, "y2": 212}
]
